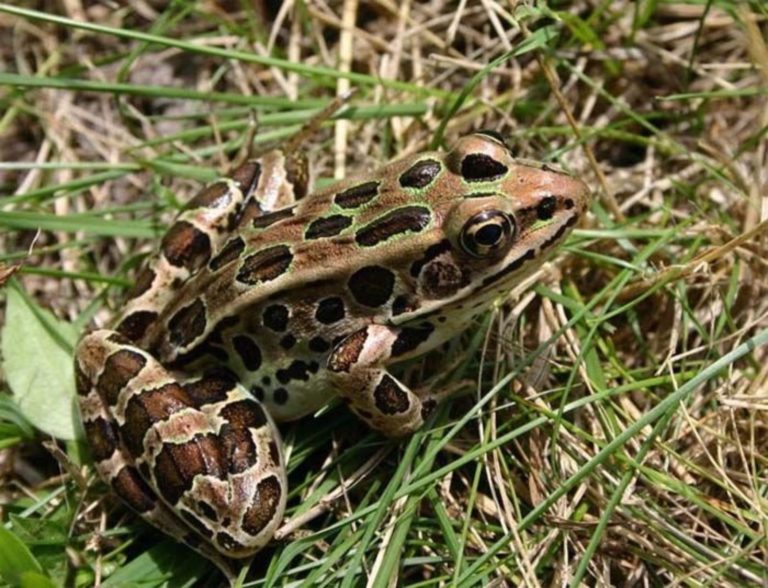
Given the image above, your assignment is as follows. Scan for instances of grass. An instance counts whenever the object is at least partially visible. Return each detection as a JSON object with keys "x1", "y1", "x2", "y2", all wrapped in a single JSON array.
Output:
[{"x1": 1, "y1": 1, "x2": 767, "y2": 587}]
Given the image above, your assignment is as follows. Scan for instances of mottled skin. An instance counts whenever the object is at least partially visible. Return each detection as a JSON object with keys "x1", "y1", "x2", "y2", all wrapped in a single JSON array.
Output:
[{"x1": 75, "y1": 129, "x2": 589, "y2": 577}]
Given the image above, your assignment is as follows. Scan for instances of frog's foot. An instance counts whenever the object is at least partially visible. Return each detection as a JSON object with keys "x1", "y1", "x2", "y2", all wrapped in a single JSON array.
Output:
[
  {"x1": 327, "y1": 324, "x2": 445, "y2": 438},
  {"x1": 75, "y1": 329, "x2": 287, "y2": 562}
]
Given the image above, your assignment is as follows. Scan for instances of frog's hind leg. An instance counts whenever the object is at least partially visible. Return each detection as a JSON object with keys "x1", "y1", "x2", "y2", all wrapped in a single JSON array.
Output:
[
  {"x1": 233, "y1": 91, "x2": 354, "y2": 227},
  {"x1": 115, "y1": 161, "x2": 261, "y2": 341},
  {"x1": 76, "y1": 330, "x2": 287, "y2": 575}
]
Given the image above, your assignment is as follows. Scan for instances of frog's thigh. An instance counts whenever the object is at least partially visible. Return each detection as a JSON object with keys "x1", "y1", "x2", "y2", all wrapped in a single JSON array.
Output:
[
  {"x1": 76, "y1": 330, "x2": 287, "y2": 561},
  {"x1": 327, "y1": 325, "x2": 439, "y2": 437}
]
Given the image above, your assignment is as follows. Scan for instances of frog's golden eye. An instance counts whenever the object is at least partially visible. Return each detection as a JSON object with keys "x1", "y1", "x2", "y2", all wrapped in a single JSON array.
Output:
[{"x1": 460, "y1": 210, "x2": 516, "y2": 257}]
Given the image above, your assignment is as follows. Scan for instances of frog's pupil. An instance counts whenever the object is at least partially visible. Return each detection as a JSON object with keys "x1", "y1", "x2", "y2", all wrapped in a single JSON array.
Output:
[{"x1": 476, "y1": 224, "x2": 502, "y2": 246}]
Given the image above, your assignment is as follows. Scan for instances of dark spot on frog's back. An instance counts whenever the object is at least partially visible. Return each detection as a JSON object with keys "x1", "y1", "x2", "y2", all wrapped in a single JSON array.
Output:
[
  {"x1": 460, "y1": 153, "x2": 508, "y2": 182},
  {"x1": 355, "y1": 206, "x2": 431, "y2": 247},
  {"x1": 161, "y1": 220, "x2": 212, "y2": 270},
  {"x1": 237, "y1": 245, "x2": 293, "y2": 285},
  {"x1": 168, "y1": 298, "x2": 207, "y2": 348},
  {"x1": 399, "y1": 159, "x2": 441, "y2": 189},
  {"x1": 242, "y1": 476, "x2": 282, "y2": 536},
  {"x1": 348, "y1": 266, "x2": 395, "y2": 307},
  {"x1": 315, "y1": 297, "x2": 345, "y2": 324},
  {"x1": 262, "y1": 304, "x2": 289, "y2": 332},
  {"x1": 305, "y1": 214, "x2": 352, "y2": 239},
  {"x1": 334, "y1": 180, "x2": 380, "y2": 209},
  {"x1": 251, "y1": 207, "x2": 294, "y2": 230}
]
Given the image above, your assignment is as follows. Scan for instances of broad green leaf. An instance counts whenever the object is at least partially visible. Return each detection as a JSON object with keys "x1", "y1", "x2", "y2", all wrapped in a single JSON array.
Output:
[
  {"x1": 0, "y1": 524, "x2": 47, "y2": 586},
  {"x1": 2, "y1": 282, "x2": 80, "y2": 440}
]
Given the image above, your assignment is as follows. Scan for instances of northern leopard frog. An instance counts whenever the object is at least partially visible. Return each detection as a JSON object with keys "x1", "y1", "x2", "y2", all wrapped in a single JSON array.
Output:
[{"x1": 75, "y1": 128, "x2": 589, "y2": 577}]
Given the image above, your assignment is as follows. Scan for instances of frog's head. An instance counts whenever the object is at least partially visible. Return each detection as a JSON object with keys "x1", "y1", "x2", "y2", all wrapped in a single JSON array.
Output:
[{"x1": 405, "y1": 131, "x2": 590, "y2": 318}]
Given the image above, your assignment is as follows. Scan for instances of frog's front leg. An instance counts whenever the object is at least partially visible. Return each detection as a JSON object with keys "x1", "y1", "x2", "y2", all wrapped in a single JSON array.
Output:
[
  {"x1": 327, "y1": 325, "x2": 443, "y2": 437},
  {"x1": 76, "y1": 330, "x2": 287, "y2": 566}
]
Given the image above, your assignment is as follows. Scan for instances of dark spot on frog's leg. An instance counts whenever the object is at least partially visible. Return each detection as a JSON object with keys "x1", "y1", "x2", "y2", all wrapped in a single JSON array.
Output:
[
  {"x1": 391, "y1": 324, "x2": 435, "y2": 357},
  {"x1": 536, "y1": 195, "x2": 557, "y2": 220},
  {"x1": 218, "y1": 423, "x2": 258, "y2": 475},
  {"x1": 121, "y1": 383, "x2": 191, "y2": 457},
  {"x1": 220, "y1": 398, "x2": 268, "y2": 430},
  {"x1": 268, "y1": 441, "x2": 280, "y2": 465},
  {"x1": 355, "y1": 206, "x2": 431, "y2": 247},
  {"x1": 232, "y1": 335, "x2": 262, "y2": 371},
  {"x1": 242, "y1": 476, "x2": 282, "y2": 536},
  {"x1": 161, "y1": 220, "x2": 212, "y2": 271},
  {"x1": 309, "y1": 336, "x2": 330, "y2": 353},
  {"x1": 348, "y1": 266, "x2": 395, "y2": 307},
  {"x1": 263, "y1": 304, "x2": 289, "y2": 332},
  {"x1": 305, "y1": 214, "x2": 352, "y2": 239},
  {"x1": 116, "y1": 310, "x2": 158, "y2": 341},
  {"x1": 186, "y1": 181, "x2": 232, "y2": 211},
  {"x1": 237, "y1": 245, "x2": 293, "y2": 285},
  {"x1": 83, "y1": 417, "x2": 119, "y2": 462},
  {"x1": 127, "y1": 267, "x2": 156, "y2": 299},
  {"x1": 251, "y1": 386, "x2": 265, "y2": 401},
  {"x1": 168, "y1": 298, "x2": 207, "y2": 348},
  {"x1": 232, "y1": 160, "x2": 262, "y2": 196},
  {"x1": 75, "y1": 362, "x2": 91, "y2": 396},
  {"x1": 399, "y1": 159, "x2": 442, "y2": 189},
  {"x1": 196, "y1": 501, "x2": 218, "y2": 523},
  {"x1": 564, "y1": 198, "x2": 575, "y2": 210},
  {"x1": 421, "y1": 398, "x2": 438, "y2": 420},
  {"x1": 315, "y1": 297, "x2": 345, "y2": 324},
  {"x1": 181, "y1": 509, "x2": 214, "y2": 538},
  {"x1": 460, "y1": 153, "x2": 508, "y2": 182},
  {"x1": 215, "y1": 531, "x2": 243, "y2": 552},
  {"x1": 185, "y1": 376, "x2": 233, "y2": 406},
  {"x1": 98, "y1": 349, "x2": 147, "y2": 406},
  {"x1": 153, "y1": 433, "x2": 226, "y2": 504},
  {"x1": 273, "y1": 388, "x2": 289, "y2": 405},
  {"x1": 373, "y1": 374, "x2": 410, "y2": 415},
  {"x1": 111, "y1": 466, "x2": 157, "y2": 513},
  {"x1": 250, "y1": 208, "x2": 294, "y2": 229},
  {"x1": 328, "y1": 329, "x2": 369, "y2": 373},
  {"x1": 279, "y1": 334, "x2": 296, "y2": 350},
  {"x1": 334, "y1": 180, "x2": 380, "y2": 209},
  {"x1": 358, "y1": 408, "x2": 373, "y2": 419},
  {"x1": 209, "y1": 236, "x2": 245, "y2": 271}
]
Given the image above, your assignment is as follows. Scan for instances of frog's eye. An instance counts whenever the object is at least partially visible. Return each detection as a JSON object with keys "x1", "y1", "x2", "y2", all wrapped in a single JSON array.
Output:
[{"x1": 460, "y1": 210, "x2": 516, "y2": 257}]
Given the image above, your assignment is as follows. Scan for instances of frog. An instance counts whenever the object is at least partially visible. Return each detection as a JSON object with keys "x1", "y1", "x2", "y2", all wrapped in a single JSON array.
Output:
[{"x1": 75, "y1": 124, "x2": 589, "y2": 578}]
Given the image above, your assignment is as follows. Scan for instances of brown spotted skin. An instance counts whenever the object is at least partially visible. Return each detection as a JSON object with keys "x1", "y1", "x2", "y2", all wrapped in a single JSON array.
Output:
[{"x1": 76, "y1": 131, "x2": 589, "y2": 572}]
